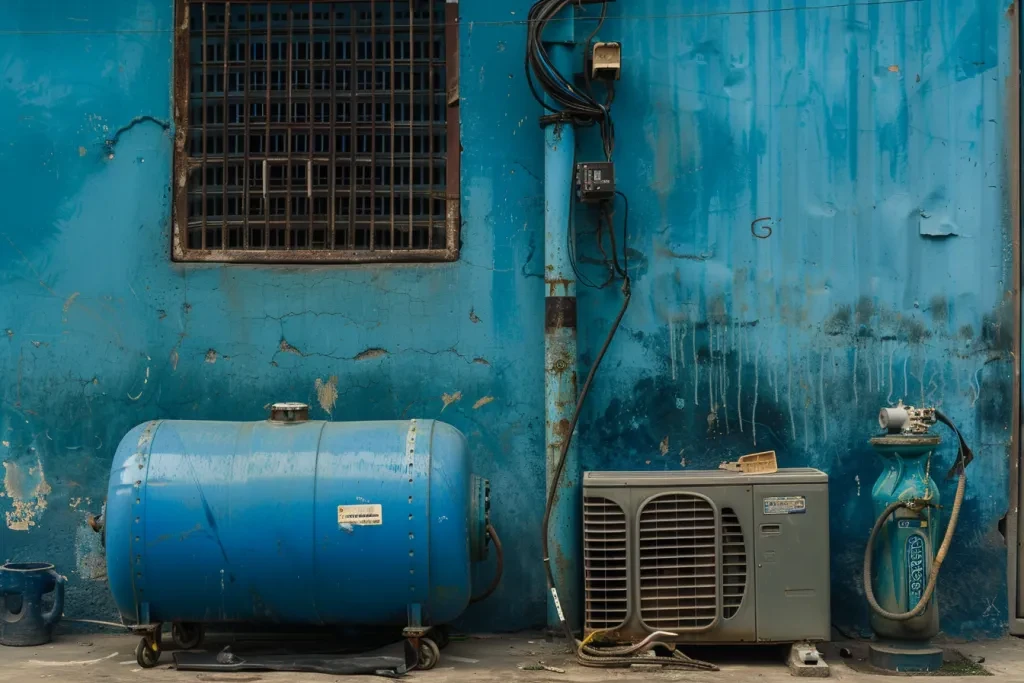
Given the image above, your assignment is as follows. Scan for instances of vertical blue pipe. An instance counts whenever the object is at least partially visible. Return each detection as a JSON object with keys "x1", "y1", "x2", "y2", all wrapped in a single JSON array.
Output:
[{"x1": 542, "y1": 15, "x2": 579, "y2": 634}]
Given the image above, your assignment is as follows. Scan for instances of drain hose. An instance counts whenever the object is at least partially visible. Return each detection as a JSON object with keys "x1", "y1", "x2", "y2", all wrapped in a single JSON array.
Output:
[
  {"x1": 469, "y1": 523, "x2": 504, "y2": 605},
  {"x1": 574, "y1": 630, "x2": 719, "y2": 670},
  {"x1": 862, "y1": 427, "x2": 967, "y2": 621}
]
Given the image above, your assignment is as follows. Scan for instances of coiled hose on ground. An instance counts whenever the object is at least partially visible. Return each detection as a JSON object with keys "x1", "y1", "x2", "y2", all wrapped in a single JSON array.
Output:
[
  {"x1": 862, "y1": 409, "x2": 971, "y2": 621},
  {"x1": 574, "y1": 630, "x2": 719, "y2": 670}
]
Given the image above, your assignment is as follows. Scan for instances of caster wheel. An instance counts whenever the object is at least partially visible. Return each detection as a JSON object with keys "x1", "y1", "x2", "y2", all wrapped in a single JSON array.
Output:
[
  {"x1": 136, "y1": 637, "x2": 161, "y2": 668},
  {"x1": 417, "y1": 637, "x2": 441, "y2": 671},
  {"x1": 171, "y1": 622, "x2": 204, "y2": 650}
]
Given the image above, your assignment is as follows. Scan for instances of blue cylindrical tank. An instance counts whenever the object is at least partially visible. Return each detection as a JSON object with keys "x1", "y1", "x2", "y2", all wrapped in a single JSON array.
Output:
[{"x1": 104, "y1": 413, "x2": 487, "y2": 628}]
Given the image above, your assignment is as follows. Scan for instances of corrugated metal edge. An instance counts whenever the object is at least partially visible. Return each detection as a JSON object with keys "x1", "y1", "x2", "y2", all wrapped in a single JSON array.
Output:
[{"x1": 1007, "y1": 0, "x2": 1024, "y2": 636}]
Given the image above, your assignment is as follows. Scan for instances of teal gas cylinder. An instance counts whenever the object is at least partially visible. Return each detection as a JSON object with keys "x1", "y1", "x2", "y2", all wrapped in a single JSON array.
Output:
[
  {"x1": 867, "y1": 433, "x2": 941, "y2": 641},
  {"x1": 863, "y1": 403, "x2": 972, "y2": 673}
]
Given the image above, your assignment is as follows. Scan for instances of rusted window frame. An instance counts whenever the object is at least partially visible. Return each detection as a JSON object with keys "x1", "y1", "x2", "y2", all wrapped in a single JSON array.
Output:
[{"x1": 171, "y1": 0, "x2": 461, "y2": 264}]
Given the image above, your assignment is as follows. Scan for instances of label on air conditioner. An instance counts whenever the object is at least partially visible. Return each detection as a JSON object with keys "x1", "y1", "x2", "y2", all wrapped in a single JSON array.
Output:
[
  {"x1": 763, "y1": 496, "x2": 806, "y2": 515},
  {"x1": 337, "y1": 504, "x2": 383, "y2": 526}
]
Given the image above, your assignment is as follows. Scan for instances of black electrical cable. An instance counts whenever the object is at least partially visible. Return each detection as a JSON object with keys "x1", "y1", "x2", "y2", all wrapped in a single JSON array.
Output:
[
  {"x1": 542, "y1": 165, "x2": 631, "y2": 651},
  {"x1": 568, "y1": 211, "x2": 614, "y2": 289},
  {"x1": 469, "y1": 523, "x2": 504, "y2": 605},
  {"x1": 603, "y1": 191, "x2": 629, "y2": 277},
  {"x1": 568, "y1": 187, "x2": 631, "y2": 290},
  {"x1": 580, "y1": 1, "x2": 615, "y2": 160},
  {"x1": 567, "y1": 150, "x2": 614, "y2": 290},
  {"x1": 610, "y1": 191, "x2": 626, "y2": 270},
  {"x1": 540, "y1": 272, "x2": 630, "y2": 647},
  {"x1": 526, "y1": 0, "x2": 614, "y2": 160},
  {"x1": 541, "y1": 190, "x2": 713, "y2": 670},
  {"x1": 581, "y1": 1, "x2": 608, "y2": 97}
]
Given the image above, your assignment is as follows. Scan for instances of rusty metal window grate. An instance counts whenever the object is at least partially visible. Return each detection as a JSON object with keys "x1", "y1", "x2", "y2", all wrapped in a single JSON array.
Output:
[{"x1": 173, "y1": 0, "x2": 460, "y2": 263}]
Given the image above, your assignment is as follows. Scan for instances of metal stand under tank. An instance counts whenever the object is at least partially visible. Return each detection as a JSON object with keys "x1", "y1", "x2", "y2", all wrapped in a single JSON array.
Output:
[{"x1": 868, "y1": 641, "x2": 943, "y2": 673}]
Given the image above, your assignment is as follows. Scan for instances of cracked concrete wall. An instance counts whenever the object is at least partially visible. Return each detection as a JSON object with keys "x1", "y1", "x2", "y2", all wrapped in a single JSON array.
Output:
[{"x1": 0, "y1": 0, "x2": 1016, "y2": 638}]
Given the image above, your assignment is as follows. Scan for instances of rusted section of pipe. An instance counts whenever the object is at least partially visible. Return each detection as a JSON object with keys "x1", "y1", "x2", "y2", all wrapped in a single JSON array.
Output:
[{"x1": 545, "y1": 297, "x2": 577, "y2": 333}]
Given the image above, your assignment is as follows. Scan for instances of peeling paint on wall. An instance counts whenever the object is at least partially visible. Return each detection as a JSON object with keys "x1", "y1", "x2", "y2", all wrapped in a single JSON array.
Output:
[
  {"x1": 354, "y1": 347, "x2": 388, "y2": 361},
  {"x1": 74, "y1": 525, "x2": 106, "y2": 581},
  {"x1": 3, "y1": 459, "x2": 52, "y2": 531},
  {"x1": 315, "y1": 375, "x2": 339, "y2": 414},
  {"x1": 279, "y1": 339, "x2": 302, "y2": 356},
  {"x1": 62, "y1": 292, "x2": 79, "y2": 322},
  {"x1": 441, "y1": 391, "x2": 463, "y2": 412}
]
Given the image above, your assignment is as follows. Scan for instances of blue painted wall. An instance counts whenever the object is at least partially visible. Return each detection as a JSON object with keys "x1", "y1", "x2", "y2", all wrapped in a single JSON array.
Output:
[{"x1": 0, "y1": 0, "x2": 1015, "y2": 637}]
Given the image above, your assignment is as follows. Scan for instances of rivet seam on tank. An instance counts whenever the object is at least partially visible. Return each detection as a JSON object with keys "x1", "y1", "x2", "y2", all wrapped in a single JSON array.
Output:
[
  {"x1": 407, "y1": 419, "x2": 417, "y2": 594},
  {"x1": 134, "y1": 420, "x2": 157, "y2": 470},
  {"x1": 130, "y1": 421, "x2": 157, "y2": 605}
]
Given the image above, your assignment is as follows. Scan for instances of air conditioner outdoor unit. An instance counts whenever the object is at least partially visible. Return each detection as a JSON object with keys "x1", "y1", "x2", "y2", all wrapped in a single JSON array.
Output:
[{"x1": 582, "y1": 468, "x2": 830, "y2": 644}]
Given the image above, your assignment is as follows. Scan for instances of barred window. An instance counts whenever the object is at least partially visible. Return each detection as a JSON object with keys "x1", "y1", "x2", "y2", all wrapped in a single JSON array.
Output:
[{"x1": 173, "y1": 0, "x2": 460, "y2": 263}]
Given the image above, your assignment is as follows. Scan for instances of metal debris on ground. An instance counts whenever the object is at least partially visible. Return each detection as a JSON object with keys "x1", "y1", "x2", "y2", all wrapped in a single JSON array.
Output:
[{"x1": 518, "y1": 662, "x2": 565, "y2": 673}]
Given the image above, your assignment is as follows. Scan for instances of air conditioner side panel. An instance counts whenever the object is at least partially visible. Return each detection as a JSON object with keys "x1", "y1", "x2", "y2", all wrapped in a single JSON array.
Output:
[{"x1": 752, "y1": 482, "x2": 831, "y2": 642}]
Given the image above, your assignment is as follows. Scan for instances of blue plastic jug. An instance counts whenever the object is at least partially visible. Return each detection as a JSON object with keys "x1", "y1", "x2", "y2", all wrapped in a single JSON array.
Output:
[{"x1": 0, "y1": 562, "x2": 65, "y2": 646}]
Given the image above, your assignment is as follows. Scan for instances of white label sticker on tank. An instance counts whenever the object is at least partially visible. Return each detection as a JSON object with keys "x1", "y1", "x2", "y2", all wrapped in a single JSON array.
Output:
[
  {"x1": 337, "y1": 504, "x2": 383, "y2": 526},
  {"x1": 763, "y1": 496, "x2": 806, "y2": 515}
]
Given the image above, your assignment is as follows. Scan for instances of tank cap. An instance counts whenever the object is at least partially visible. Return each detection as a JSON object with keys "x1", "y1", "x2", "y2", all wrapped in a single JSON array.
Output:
[{"x1": 269, "y1": 402, "x2": 309, "y2": 423}]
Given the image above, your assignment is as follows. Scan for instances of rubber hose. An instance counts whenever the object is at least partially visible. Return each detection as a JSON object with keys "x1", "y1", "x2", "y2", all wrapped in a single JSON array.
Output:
[
  {"x1": 469, "y1": 523, "x2": 504, "y2": 605},
  {"x1": 575, "y1": 631, "x2": 718, "y2": 670},
  {"x1": 862, "y1": 466, "x2": 966, "y2": 621},
  {"x1": 63, "y1": 618, "x2": 130, "y2": 629},
  {"x1": 575, "y1": 646, "x2": 719, "y2": 671}
]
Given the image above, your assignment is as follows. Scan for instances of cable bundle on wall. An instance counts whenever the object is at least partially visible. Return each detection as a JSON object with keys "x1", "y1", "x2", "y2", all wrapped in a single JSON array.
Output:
[{"x1": 525, "y1": 0, "x2": 615, "y2": 160}]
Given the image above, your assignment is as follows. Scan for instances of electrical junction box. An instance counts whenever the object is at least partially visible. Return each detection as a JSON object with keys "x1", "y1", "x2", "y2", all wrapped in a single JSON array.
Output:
[
  {"x1": 582, "y1": 468, "x2": 830, "y2": 644},
  {"x1": 591, "y1": 42, "x2": 622, "y2": 80},
  {"x1": 576, "y1": 162, "x2": 615, "y2": 203}
]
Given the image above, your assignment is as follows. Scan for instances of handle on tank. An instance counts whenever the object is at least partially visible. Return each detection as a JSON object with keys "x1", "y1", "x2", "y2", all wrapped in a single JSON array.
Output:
[{"x1": 41, "y1": 571, "x2": 66, "y2": 628}]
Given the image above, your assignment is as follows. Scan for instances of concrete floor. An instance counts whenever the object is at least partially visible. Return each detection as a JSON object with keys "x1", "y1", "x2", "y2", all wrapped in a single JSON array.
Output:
[{"x1": 1, "y1": 632, "x2": 1022, "y2": 682}]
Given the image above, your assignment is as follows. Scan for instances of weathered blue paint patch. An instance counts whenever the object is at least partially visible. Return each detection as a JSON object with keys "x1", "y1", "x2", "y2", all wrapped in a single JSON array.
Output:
[{"x1": 0, "y1": 0, "x2": 1014, "y2": 639}]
